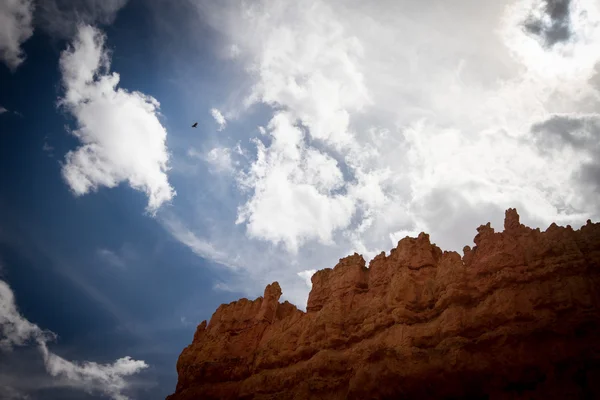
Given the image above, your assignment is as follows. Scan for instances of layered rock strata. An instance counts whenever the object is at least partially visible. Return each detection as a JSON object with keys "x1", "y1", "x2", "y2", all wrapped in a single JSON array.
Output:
[{"x1": 168, "y1": 209, "x2": 600, "y2": 399}]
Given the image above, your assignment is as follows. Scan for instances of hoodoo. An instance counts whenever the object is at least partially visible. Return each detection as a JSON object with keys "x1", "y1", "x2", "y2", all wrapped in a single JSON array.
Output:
[{"x1": 168, "y1": 209, "x2": 600, "y2": 399}]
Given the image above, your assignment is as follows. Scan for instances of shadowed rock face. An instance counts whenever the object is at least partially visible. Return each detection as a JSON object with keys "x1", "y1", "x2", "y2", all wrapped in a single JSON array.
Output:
[{"x1": 167, "y1": 209, "x2": 600, "y2": 400}]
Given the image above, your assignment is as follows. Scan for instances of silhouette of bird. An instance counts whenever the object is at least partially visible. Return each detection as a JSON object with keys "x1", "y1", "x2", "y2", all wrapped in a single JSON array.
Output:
[{"x1": 192, "y1": 122, "x2": 198, "y2": 128}]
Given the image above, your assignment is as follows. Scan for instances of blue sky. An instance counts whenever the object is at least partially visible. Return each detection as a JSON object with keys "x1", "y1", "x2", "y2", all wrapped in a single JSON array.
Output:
[{"x1": 2, "y1": 0, "x2": 600, "y2": 399}]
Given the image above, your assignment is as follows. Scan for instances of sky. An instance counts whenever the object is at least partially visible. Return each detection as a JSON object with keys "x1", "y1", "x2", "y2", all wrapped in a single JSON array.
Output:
[{"x1": 1, "y1": 0, "x2": 600, "y2": 399}]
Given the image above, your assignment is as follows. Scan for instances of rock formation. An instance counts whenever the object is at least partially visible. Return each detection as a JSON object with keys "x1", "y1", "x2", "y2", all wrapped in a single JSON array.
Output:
[{"x1": 167, "y1": 209, "x2": 600, "y2": 399}]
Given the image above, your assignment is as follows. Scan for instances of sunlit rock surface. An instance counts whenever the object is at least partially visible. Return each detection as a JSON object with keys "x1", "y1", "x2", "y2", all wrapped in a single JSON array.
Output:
[{"x1": 168, "y1": 209, "x2": 600, "y2": 400}]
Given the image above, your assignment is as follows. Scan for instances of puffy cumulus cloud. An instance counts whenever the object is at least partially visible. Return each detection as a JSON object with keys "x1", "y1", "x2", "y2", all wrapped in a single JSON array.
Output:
[
  {"x1": 236, "y1": 112, "x2": 355, "y2": 253},
  {"x1": 59, "y1": 24, "x2": 175, "y2": 214},
  {"x1": 0, "y1": 279, "x2": 147, "y2": 400},
  {"x1": 210, "y1": 108, "x2": 227, "y2": 131},
  {"x1": 0, "y1": 0, "x2": 34, "y2": 71},
  {"x1": 35, "y1": 0, "x2": 128, "y2": 39},
  {"x1": 165, "y1": 0, "x2": 600, "y2": 308}
]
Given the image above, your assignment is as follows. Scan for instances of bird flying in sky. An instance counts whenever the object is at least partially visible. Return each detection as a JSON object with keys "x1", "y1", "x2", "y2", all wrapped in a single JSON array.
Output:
[{"x1": 192, "y1": 122, "x2": 198, "y2": 128}]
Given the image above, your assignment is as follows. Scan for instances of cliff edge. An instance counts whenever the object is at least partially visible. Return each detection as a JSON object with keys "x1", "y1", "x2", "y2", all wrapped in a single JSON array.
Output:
[{"x1": 167, "y1": 209, "x2": 600, "y2": 399}]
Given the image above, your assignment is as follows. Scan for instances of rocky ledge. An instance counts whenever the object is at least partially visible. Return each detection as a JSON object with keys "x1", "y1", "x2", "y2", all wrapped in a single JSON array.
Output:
[{"x1": 167, "y1": 209, "x2": 600, "y2": 399}]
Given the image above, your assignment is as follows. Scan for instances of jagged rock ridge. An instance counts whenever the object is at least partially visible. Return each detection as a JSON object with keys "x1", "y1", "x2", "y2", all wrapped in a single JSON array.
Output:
[{"x1": 167, "y1": 209, "x2": 600, "y2": 399}]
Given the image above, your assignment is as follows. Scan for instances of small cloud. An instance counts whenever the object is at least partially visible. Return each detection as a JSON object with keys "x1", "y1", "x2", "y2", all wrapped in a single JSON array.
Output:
[
  {"x1": 210, "y1": 108, "x2": 227, "y2": 131},
  {"x1": 213, "y1": 282, "x2": 234, "y2": 292},
  {"x1": 205, "y1": 147, "x2": 234, "y2": 173},
  {"x1": 96, "y1": 248, "x2": 126, "y2": 269},
  {"x1": 389, "y1": 229, "x2": 422, "y2": 246},
  {"x1": 42, "y1": 139, "x2": 54, "y2": 157},
  {"x1": 0, "y1": 0, "x2": 35, "y2": 71},
  {"x1": 0, "y1": 106, "x2": 22, "y2": 117},
  {"x1": 234, "y1": 141, "x2": 249, "y2": 158},
  {"x1": 297, "y1": 269, "x2": 317, "y2": 288},
  {"x1": 187, "y1": 148, "x2": 202, "y2": 159},
  {"x1": 160, "y1": 215, "x2": 238, "y2": 269},
  {"x1": 228, "y1": 44, "x2": 241, "y2": 59}
]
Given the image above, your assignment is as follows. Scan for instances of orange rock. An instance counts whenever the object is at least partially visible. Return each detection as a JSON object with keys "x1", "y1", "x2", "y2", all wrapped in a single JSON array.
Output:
[{"x1": 167, "y1": 209, "x2": 600, "y2": 400}]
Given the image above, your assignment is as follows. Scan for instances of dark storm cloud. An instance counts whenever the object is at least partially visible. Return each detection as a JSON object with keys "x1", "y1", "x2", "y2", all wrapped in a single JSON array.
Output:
[
  {"x1": 531, "y1": 114, "x2": 599, "y2": 149},
  {"x1": 590, "y1": 64, "x2": 600, "y2": 91},
  {"x1": 34, "y1": 0, "x2": 128, "y2": 39},
  {"x1": 580, "y1": 163, "x2": 600, "y2": 192},
  {"x1": 523, "y1": 0, "x2": 572, "y2": 47},
  {"x1": 531, "y1": 114, "x2": 600, "y2": 198},
  {"x1": 530, "y1": 114, "x2": 591, "y2": 148}
]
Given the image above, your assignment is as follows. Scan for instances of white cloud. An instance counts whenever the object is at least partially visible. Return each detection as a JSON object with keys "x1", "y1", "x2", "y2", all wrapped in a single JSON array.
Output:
[
  {"x1": 0, "y1": 279, "x2": 147, "y2": 400},
  {"x1": 389, "y1": 229, "x2": 422, "y2": 247},
  {"x1": 228, "y1": 44, "x2": 240, "y2": 59},
  {"x1": 0, "y1": 106, "x2": 8, "y2": 114},
  {"x1": 205, "y1": 147, "x2": 234, "y2": 173},
  {"x1": 210, "y1": 108, "x2": 227, "y2": 131},
  {"x1": 212, "y1": 282, "x2": 234, "y2": 292},
  {"x1": 0, "y1": 280, "x2": 54, "y2": 351},
  {"x1": 97, "y1": 248, "x2": 126, "y2": 268},
  {"x1": 165, "y1": 0, "x2": 600, "y2": 309},
  {"x1": 296, "y1": 269, "x2": 316, "y2": 288},
  {"x1": 42, "y1": 139, "x2": 54, "y2": 156},
  {"x1": 59, "y1": 24, "x2": 175, "y2": 214},
  {"x1": 160, "y1": 214, "x2": 239, "y2": 269},
  {"x1": 39, "y1": 342, "x2": 147, "y2": 400},
  {"x1": 0, "y1": 0, "x2": 34, "y2": 71},
  {"x1": 187, "y1": 146, "x2": 232, "y2": 169},
  {"x1": 235, "y1": 111, "x2": 354, "y2": 253},
  {"x1": 187, "y1": 148, "x2": 201, "y2": 159},
  {"x1": 208, "y1": 0, "x2": 600, "y2": 243}
]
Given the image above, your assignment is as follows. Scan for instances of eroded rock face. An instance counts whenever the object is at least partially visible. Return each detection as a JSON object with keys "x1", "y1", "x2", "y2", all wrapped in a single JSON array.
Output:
[{"x1": 167, "y1": 209, "x2": 600, "y2": 400}]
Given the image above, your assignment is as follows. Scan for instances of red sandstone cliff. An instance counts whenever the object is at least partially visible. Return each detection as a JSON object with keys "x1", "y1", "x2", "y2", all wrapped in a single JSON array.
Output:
[{"x1": 167, "y1": 209, "x2": 600, "y2": 399}]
